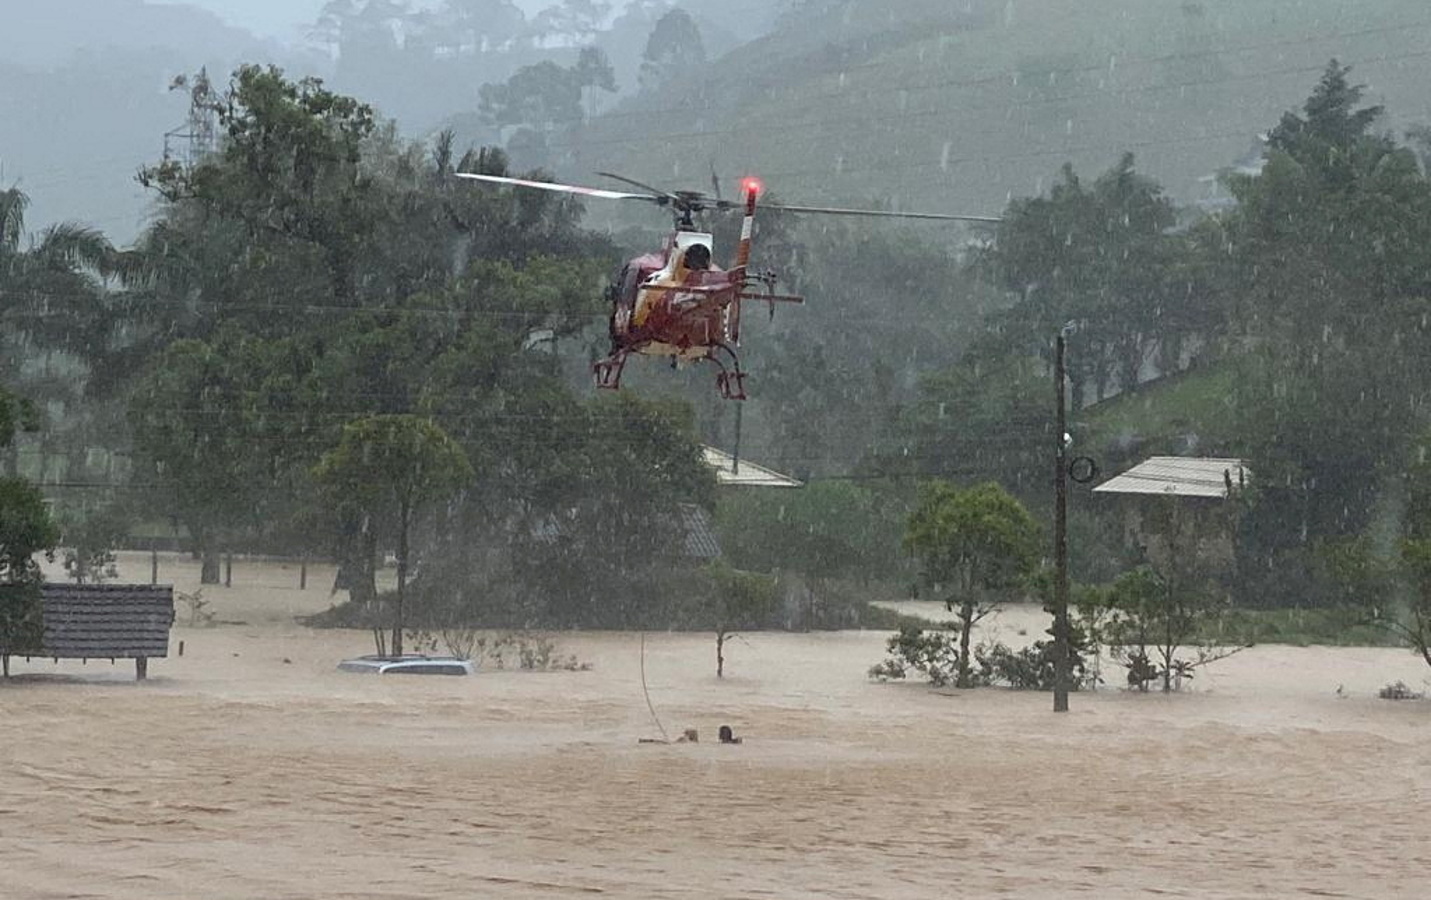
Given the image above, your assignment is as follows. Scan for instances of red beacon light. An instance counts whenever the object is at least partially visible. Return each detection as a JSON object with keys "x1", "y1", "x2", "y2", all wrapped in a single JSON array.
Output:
[{"x1": 740, "y1": 176, "x2": 764, "y2": 199}]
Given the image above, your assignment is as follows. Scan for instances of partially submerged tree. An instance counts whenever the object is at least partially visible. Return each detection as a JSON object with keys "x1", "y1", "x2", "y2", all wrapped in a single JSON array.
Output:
[
  {"x1": 704, "y1": 561, "x2": 778, "y2": 678},
  {"x1": 61, "y1": 503, "x2": 131, "y2": 585},
  {"x1": 1095, "y1": 498, "x2": 1245, "y2": 692},
  {"x1": 313, "y1": 415, "x2": 473, "y2": 656},
  {"x1": 904, "y1": 481, "x2": 1041, "y2": 688},
  {"x1": 0, "y1": 477, "x2": 59, "y2": 677}
]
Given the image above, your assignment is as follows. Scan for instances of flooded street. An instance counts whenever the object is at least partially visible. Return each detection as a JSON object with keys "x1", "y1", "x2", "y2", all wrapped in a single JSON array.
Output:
[{"x1": 3, "y1": 556, "x2": 1429, "y2": 898}]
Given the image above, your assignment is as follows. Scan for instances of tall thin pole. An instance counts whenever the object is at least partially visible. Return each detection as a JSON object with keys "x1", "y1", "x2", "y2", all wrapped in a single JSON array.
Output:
[
  {"x1": 1053, "y1": 333, "x2": 1072, "y2": 712},
  {"x1": 732, "y1": 401, "x2": 743, "y2": 476}
]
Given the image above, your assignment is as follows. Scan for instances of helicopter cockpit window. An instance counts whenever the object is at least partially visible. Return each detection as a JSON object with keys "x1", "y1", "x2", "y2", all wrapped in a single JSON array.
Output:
[{"x1": 683, "y1": 243, "x2": 712, "y2": 271}]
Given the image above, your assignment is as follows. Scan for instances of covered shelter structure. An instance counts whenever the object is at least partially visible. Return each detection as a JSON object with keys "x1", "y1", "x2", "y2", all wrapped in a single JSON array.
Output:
[
  {"x1": 1093, "y1": 456, "x2": 1250, "y2": 574},
  {"x1": 23, "y1": 583, "x2": 175, "y2": 680}
]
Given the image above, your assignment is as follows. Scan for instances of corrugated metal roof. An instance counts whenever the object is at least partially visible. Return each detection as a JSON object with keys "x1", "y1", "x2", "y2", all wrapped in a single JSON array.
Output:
[
  {"x1": 702, "y1": 446, "x2": 802, "y2": 488},
  {"x1": 1093, "y1": 457, "x2": 1250, "y2": 499},
  {"x1": 38, "y1": 583, "x2": 175, "y2": 659}
]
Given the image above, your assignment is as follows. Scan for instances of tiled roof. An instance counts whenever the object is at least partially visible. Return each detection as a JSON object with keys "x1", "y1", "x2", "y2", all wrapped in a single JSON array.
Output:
[
  {"x1": 678, "y1": 503, "x2": 722, "y2": 559},
  {"x1": 38, "y1": 583, "x2": 175, "y2": 659}
]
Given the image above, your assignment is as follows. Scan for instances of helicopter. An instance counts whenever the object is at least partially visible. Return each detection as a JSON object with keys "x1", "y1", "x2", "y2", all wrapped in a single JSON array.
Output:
[{"x1": 455, "y1": 170, "x2": 999, "y2": 400}]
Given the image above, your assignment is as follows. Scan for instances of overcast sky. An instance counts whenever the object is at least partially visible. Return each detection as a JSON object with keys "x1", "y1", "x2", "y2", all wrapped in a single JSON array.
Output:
[{"x1": 157, "y1": 0, "x2": 553, "y2": 43}]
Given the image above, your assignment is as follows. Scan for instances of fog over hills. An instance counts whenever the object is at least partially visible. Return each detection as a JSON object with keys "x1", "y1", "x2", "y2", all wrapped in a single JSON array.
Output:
[
  {"x1": 5, "y1": 0, "x2": 1431, "y2": 244},
  {"x1": 570, "y1": 0, "x2": 1431, "y2": 221}
]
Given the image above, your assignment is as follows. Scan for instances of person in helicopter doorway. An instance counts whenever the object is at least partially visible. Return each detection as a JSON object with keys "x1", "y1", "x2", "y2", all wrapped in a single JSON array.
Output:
[{"x1": 682, "y1": 242, "x2": 711, "y2": 273}]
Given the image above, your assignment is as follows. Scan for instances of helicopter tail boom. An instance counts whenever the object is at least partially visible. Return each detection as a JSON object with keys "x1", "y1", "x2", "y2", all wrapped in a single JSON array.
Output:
[{"x1": 731, "y1": 182, "x2": 759, "y2": 273}]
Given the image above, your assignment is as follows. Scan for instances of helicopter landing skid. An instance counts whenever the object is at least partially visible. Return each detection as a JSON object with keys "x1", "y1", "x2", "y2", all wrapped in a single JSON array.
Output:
[
  {"x1": 708, "y1": 345, "x2": 748, "y2": 401},
  {"x1": 592, "y1": 351, "x2": 629, "y2": 390}
]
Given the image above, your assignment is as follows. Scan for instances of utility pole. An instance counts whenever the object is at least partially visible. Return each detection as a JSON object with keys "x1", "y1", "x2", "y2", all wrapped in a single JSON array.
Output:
[{"x1": 1052, "y1": 330, "x2": 1072, "y2": 712}]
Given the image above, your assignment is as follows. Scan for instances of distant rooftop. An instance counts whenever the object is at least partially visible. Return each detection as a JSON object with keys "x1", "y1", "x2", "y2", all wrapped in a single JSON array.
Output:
[
  {"x1": 702, "y1": 446, "x2": 802, "y2": 488},
  {"x1": 1093, "y1": 456, "x2": 1249, "y2": 499}
]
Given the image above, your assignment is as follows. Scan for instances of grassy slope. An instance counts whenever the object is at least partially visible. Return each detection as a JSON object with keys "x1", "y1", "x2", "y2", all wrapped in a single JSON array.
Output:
[
  {"x1": 1077, "y1": 363, "x2": 1241, "y2": 462},
  {"x1": 569, "y1": 0, "x2": 1431, "y2": 216}
]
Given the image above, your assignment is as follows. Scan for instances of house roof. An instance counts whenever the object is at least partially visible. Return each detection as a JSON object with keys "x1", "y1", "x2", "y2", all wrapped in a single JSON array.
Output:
[
  {"x1": 677, "y1": 503, "x2": 722, "y2": 559},
  {"x1": 702, "y1": 446, "x2": 802, "y2": 488},
  {"x1": 1093, "y1": 456, "x2": 1249, "y2": 499}
]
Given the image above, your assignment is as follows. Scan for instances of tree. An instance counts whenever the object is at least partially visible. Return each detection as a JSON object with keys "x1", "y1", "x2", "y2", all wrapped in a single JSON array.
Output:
[
  {"x1": 1220, "y1": 60, "x2": 1431, "y2": 565},
  {"x1": 1095, "y1": 498, "x2": 1244, "y2": 693},
  {"x1": 128, "y1": 332, "x2": 270, "y2": 584},
  {"x1": 990, "y1": 155, "x2": 1201, "y2": 405},
  {"x1": 313, "y1": 415, "x2": 474, "y2": 656},
  {"x1": 61, "y1": 503, "x2": 131, "y2": 585},
  {"x1": 904, "y1": 481, "x2": 1041, "y2": 687},
  {"x1": 0, "y1": 477, "x2": 59, "y2": 677},
  {"x1": 530, "y1": 1, "x2": 611, "y2": 43},
  {"x1": 1372, "y1": 445, "x2": 1431, "y2": 670},
  {"x1": 639, "y1": 8, "x2": 705, "y2": 91},
  {"x1": 479, "y1": 60, "x2": 585, "y2": 133},
  {"x1": 139, "y1": 65, "x2": 380, "y2": 311},
  {"x1": 704, "y1": 561, "x2": 778, "y2": 678}
]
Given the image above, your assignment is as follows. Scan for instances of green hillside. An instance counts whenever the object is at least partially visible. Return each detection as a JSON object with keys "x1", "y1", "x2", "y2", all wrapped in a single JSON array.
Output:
[
  {"x1": 1077, "y1": 364, "x2": 1240, "y2": 465},
  {"x1": 565, "y1": 0, "x2": 1431, "y2": 216}
]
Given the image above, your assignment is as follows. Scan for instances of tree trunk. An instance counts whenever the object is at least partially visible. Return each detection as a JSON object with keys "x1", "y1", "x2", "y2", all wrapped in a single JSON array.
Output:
[
  {"x1": 957, "y1": 602, "x2": 975, "y2": 688},
  {"x1": 392, "y1": 499, "x2": 411, "y2": 658},
  {"x1": 200, "y1": 548, "x2": 221, "y2": 585},
  {"x1": 344, "y1": 530, "x2": 379, "y2": 608},
  {"x1": 716, "y1": 629, "x2": 727, "y2": 678}
]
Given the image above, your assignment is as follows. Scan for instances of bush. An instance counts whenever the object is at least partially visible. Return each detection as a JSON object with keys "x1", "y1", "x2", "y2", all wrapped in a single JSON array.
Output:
[
  {"x1": 1378, "y1": 681, "x2": 1424, "y2": 700},
  {"x1": 974, "y1": 631, "x2": 1095, "y2": 692},
  {"x1": 867, "y1": 625, "x2": 972, "y2": 687},
  {"x1": 407, "y1": 628, "x2": 590, "y2": 671}
]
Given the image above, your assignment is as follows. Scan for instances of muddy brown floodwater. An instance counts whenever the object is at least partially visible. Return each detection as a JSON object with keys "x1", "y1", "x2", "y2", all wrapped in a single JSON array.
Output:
[{"x1": 4, "y1": 554, "x2": 1430, "y2": 898}]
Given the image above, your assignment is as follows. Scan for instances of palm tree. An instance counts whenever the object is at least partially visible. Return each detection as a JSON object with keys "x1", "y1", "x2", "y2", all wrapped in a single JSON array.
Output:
[{"x1": 0, "y1": 187, "x2": 118, "y2": 477}]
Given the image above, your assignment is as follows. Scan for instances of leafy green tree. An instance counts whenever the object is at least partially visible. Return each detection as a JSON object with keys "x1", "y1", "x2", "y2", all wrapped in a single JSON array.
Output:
[
  {"x1": 479, "y1": 60, "x2": 585, "y2": 133},
  {"x1": 128, "y1": 331, "x2": 271, "y2": 583},
  {"x1": 508, "y1": 392, "x2": 715, "y2": 628},
  {"x1": 639, "y1": 8, "x2": 705, "y2": 91},
  {"x1": 0, "y1": 477, "x2": 59, "y2": 676},
  {"x1": 990, "y1": 154, "x2": 1204, "y2": 405},
  {"x1": 717, "y1": 480, "x2": 901, "y2": 581},
  {"x1": 1221, "y1": 60, "x2": 1431, "y2": 557},
  {"x1": 1393, "y1": 541, "x2": 1431, "y2": 670},
  {"x1": 704, "y1": 560, "x2": 779, "y2": 678},
  {"x1": 0, "y1": 384, "x2": 39, "y2": 455},
  {"x1": 139, "y1": 65, "x2": 380, "y2": 310},
  {"x1": 1096, "y1": 497, "x2": 1243, "y2": 693},
  {"x1": 313, "y1": 415, "x2": 473, "y2": 656},
  {"x1": 1371, "y1": 446, "x2": 1431, "y2": 669},
  {"x1": 61, "y1": 503, "x2": 132, "y2": 585},
  {"x1": 904, "y1": 481, "x2": 1041, "y2": 687}
]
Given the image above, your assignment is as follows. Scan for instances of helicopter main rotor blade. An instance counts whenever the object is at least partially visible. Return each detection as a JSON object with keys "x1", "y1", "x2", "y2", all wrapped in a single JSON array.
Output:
[
  {"x1": 595, "y1": 171, "x2": 685, "y2": 203},
  {"x1": 762, "y1": 203, "x2": 1001, "y2": 223},
  {"x1": 454, "y1": 172, "x2": 657, "y2": 203}
]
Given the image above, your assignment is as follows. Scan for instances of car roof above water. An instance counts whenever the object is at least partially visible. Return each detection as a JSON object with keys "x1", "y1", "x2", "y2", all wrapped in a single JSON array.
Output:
[{"x1": 337, "y1": 655, "x2": 475, "y2": 676}]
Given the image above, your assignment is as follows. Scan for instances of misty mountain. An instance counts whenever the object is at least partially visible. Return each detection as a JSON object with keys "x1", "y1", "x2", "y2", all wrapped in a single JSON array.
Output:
[
  {"x1": 567, "y1": 0, "x2": 1431, "y2": 217},
  {"x1": 0, "y1": 0, "x2": 276, "y2": 68}
]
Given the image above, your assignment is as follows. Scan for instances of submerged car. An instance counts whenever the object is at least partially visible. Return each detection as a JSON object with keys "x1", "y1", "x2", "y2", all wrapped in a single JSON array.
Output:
[{"x1": 337, "y1": 655, "x2": 475, "y2": 676}]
